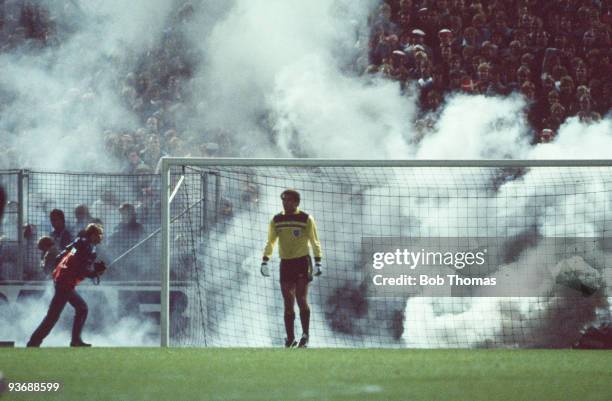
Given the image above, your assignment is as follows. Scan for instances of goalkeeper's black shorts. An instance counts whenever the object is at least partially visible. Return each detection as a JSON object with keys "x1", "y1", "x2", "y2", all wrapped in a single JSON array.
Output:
[{"x1": 280, "y1": 255, "x2": 312, "y2": 284}]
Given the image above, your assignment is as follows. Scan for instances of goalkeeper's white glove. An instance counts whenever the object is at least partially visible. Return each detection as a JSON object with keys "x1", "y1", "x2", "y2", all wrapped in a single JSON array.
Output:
[
  {"x1": 260, "y1": 261, "x2": 270, "y2": 277},
  {"x1": 314, "y1": 262, "x2": 322, "y2": 277}
]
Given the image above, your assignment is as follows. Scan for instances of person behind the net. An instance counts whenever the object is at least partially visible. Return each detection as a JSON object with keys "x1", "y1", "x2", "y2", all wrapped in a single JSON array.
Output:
[
  {"x1": 49, "y1": 208, "x2": 72, "y2": 250},
  {"x1": 27, "y1": 223, "x2": 107, "y2": 347},
  {"x1": 261, "y1": 189, "x2": 322, "y2": 348},
  {"x1": 37, "y1": 236, "x2": 59, "y2": 277}
]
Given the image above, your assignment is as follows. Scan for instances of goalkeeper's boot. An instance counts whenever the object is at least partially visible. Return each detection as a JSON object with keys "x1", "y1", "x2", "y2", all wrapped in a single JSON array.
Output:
[
  {"x1": 298, "y1": 334, "x2": 309, "y2": 348},
  {"x1": 284, "y1": 338, "x2": 298, "y2": 348},
  {"x1": 70, "y1": 340, "x2": 92, "y2": 347}
]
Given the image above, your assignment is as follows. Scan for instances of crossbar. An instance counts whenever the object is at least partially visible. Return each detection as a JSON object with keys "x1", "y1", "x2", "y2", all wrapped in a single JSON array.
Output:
[{"x1": 161, "y1": 158, "x2": 612, "y2": 169}]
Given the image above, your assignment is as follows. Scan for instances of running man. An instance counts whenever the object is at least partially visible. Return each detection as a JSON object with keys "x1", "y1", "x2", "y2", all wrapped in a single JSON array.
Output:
[{"x1": 27, "y1": 223, "x2": 106, "y2": 347}]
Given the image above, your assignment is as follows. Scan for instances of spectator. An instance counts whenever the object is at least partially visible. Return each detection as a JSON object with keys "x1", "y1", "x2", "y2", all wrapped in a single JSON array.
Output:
[
  {"x1": 141, "y1": 135, "x2": 166, "y2": 173},
  {"x1": 577, "y1": 95, "x2": 601, "y2": 124},
  {"x1": 49, "y1": 209, "x2": 72, "y2": 250},
  {"x1": 91, "y1": 190, "x2": 120, "y2": 232},
  {"x1": 540, "y1": 74, "x2": 555, "y2": 96},
  {"x1": 543, "y1": 102, "x2": 566, "y2": 131},
  {"x1": 537, "y1": 128, "x2": 555, "y2": 143},
  {"x1": 547, "y1": 89, "x2": 560, "y2": 108},
  {"x1": 574, "y1": 62, "x2": 589, "y2": 87},
  {"x1": 111, "y1": 203, "x2": 145, "y2": 245},
  {"x1": 424, "y1": 89, "x2": 443, "y2": 111},
  {"x1": 74, "y1": 204, "x2": 93, "y2": 236},
  {"x1": 521, "y1": 81, "x2": 536, "y2": 102},
  {"x1": 476, "y1": 62, "x2": 492, "y2": 93},
  {"x1": 558, "y1": 75, "x2": 577, "y2": 114},
  {"x1": 37, "y1": 236, "x2": 58, "y2": 276},
  {"x1": 125, "y1": 150, "x2": 152, "y2": 174},
  {"x1": 108, "y1": 203, "x2": 146, "y2": 277}
]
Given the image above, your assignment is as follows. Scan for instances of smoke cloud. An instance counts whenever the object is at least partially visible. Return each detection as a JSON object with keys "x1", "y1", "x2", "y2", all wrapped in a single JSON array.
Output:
[
  {"x1": 529, "y1": 117, "x2": 612, "y2": 159},
  {"x1": 0, "y1": 0, "x2": 175, "y2": 171},
  {"x1": 0, "y1": 283, "x2": 157, "y2": 347},
  {"x1": 1, "y1": 0, "x2": 610, "y2": 163}
]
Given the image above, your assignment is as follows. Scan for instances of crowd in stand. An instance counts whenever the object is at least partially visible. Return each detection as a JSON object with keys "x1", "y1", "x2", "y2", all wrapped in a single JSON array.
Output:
[
  {"x1": 367, "y1": 0, "x2": 611, "y2": 142},
  {"x1": 102, "y1": 1, "x2": 231, "y2": 174},
  {"x1": 0, "y1": 1, "x2": 609, "y2": 170},
  {"x1": 0, "y1": 1, "x2": 231, "y2": 173}
]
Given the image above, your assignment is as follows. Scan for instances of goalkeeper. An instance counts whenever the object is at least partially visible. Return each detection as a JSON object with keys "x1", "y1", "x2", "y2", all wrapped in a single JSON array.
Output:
[
  {"x1": 261, "y1": 189, "x2": 322, "y2": 348},
  {"x1": 27, "y1": 223, "x2": 107, "y2": 347}
]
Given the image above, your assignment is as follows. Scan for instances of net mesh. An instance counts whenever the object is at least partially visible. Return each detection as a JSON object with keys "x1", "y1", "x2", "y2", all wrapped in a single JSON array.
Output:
[
  {"x1": 0, "y1": 171, "x2": 161, "y2": 282},
  {"x1": 168, "y1": 164, "x2": 612, "y2": 348},
  {"x1": 0, "y1": 171, "x2": 20, "y2": 280}
]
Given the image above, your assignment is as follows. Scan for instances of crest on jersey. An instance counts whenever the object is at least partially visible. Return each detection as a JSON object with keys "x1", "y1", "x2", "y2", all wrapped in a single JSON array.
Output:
[{"x1": 292, "y1": 229, "x2": 301, "y2": 237}]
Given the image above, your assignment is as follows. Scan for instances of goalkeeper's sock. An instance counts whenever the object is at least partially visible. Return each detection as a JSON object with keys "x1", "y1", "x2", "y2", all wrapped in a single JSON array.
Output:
[
  {"x1": 284, "y1": 311, "x2": 295, "y2": 342},
  {"x1": 299, "y1": 307, "x2": 310, "y2": 338}
]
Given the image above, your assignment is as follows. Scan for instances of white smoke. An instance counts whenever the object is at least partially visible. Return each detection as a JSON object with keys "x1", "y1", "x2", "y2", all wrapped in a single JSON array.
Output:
[
  {"x1": 0, "y1": 0, "x2": 175, "y2": 171},
  {"x1": 185, "y1": 0, "x2": 404, "y2": 157},
  {"x1": 529, "y1": 117, "x2": 612, "y2": 159},
  {"x1": 415, "y1": 94, "x2": 532, "y2": 159},
  {"x1": 0, "y1": 283, "x2": 157, "y2": 347}
]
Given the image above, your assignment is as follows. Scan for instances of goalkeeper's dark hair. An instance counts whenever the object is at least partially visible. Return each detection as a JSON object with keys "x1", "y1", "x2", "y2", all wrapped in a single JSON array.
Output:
[{"x1": 281, "y1": 189, "x2": 300, "y2": 204}]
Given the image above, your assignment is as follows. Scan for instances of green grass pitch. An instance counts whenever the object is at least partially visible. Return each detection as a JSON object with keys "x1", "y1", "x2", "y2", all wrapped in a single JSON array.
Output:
[{"x1": 1, "y1": 348, "x2": 611, "y2": 400}]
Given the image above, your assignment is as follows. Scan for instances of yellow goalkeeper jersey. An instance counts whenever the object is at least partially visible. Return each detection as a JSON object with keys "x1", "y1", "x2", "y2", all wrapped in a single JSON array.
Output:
[{"x1": 263, "y1": 208, "x2": 322, "y2": 261}]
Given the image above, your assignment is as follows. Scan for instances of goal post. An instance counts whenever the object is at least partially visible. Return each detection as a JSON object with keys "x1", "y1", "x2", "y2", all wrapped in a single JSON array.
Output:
[
  {"x1": 160, "y1": 159, "x2": 170, "y2": 347},
  {"x1": 160, "y1": 158, "x2": 612, "y2": 348}
]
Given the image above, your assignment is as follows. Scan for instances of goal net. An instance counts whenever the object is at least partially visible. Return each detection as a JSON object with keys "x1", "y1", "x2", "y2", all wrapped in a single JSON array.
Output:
[{"x1": 161, "y1": 158, "x2": 612, "y2": 348}]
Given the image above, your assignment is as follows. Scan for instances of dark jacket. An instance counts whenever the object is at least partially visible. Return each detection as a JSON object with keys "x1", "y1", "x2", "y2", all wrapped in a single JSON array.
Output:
[
  {"x1": 52, "y1": 237, "x2": 98, "y2": 288},
  {"x1": 50, "y1": 228, "x2": 72, "y2": 250}
]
